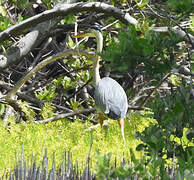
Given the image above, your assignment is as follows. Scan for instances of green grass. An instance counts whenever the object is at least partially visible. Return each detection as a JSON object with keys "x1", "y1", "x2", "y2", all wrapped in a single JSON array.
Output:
[{"x1": 0, "y1": 112, "x2": 155, "y2": 174}]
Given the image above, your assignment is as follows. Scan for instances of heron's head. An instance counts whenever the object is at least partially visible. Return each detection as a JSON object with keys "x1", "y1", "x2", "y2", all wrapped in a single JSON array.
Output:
[{"x1": 72, "y1": 26, "x2": 102, "y2": 39}]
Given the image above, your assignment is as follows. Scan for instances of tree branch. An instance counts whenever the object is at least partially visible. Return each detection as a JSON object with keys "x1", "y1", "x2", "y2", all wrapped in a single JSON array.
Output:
[
  {"x1": 35, "y1": 104, "x2": 149, "y2": 124},
  {"x1": 0, "y1": 19, "x2": 60, "y2": 71},
  {"x1": 0, "y1": 2, "x2": 193, "y2": 71},
  {"x1": 0, "y1": 2, "x2": 137, "y2": 43},
  {"x1": 35, "y1": 108, "x2": 96, "y2": 124},
  {"x1": 5, "y1": 49, "x2": 94, "y2": 100}
]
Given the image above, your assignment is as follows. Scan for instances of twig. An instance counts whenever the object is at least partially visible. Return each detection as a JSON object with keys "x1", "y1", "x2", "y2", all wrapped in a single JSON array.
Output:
[{"x1": 101, "y1": 20, "x2": 119, "y2": 30}]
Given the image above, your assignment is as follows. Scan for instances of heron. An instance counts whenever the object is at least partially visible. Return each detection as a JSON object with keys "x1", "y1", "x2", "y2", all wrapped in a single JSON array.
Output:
[{"x1": 72, "y1": 26, "x2": 128, "y2": 145}]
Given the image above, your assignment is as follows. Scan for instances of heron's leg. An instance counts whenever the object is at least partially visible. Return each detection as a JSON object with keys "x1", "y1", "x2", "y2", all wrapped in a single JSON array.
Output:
[
  {"x1": 118, "y1": 118, "x2": 126, "y2": 146},
  {"x1": 98, "y1": 112, "x2": 104, "y2": 127}
]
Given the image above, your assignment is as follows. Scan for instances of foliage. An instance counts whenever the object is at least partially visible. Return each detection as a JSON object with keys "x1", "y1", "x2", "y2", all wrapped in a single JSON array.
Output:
[
  {"x1": 102, "y1": 26, "x2": 180, "y2": 79},
  {"x1": 0, "y1": 111, "x2": 154, "y2": 174},
  {"x1": 40, "y1": 102, "x2": 56, "y2": 119},
  {"x1": 94, "y1": 148, "x2": 194, "y2": 179},
  {"x1": 0, "y1": 0, "x2": 194, "y2": 179},
  {"x1": 135, "y1": 83, "x2": 194, "y2": 178},
  {"x1": 19, "y1": 100, "x2": 36, "y2": 121},
  {"x1": 168, "y1": 0, "x2": 193, "y2": 14},
  {"x1": 35, "y1": 85, "x2": 58, "y2": 101}
]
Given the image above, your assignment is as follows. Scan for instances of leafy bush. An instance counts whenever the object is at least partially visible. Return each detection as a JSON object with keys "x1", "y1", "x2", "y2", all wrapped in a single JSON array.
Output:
[
  {"x1": 168, "y1": 0, "x2": 193, "y2": 14},
  {"x1": 102, "y1": 26, "x2": 180, "y2": 79},
  {"x1": 135, "y1": 84, "x2": 194, "y2": 179}
]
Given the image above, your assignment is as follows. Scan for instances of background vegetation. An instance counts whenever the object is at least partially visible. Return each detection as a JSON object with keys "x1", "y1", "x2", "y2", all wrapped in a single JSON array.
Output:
[{"x1": 0, "y1": 0, "x2": 193, "y2": 179}]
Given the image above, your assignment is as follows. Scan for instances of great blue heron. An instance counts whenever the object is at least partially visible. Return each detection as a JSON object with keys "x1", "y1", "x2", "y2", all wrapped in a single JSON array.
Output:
[{"x1": 73, "y1": 26, "x2": 128, "y2": 145}]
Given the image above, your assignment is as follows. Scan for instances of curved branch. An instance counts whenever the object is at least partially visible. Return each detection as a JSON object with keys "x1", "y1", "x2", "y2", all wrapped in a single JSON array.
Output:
[
  {"x1": 35, "y1": 108, "x2": 96, "y2": 124},
  {"x1": 0, "y1": 19, "x2": 60, "y2": 70},
  {"x1": 0, "y1": 2, "x2": 193, "y2": 59},
  {"x1": 5, "y1": 49, "x2": 94, "y2": 100},
  {"x1": 0, "y1": 2, "x2": 137, "y2": 43}
]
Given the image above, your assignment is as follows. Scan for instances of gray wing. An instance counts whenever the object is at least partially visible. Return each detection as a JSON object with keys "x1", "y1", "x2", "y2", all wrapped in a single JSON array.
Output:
[{"x1": 94, "y1": 77, "x2": 128, "y2": 120}]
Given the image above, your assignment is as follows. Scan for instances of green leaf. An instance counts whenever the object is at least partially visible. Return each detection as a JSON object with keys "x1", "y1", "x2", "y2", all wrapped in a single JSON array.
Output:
[
  {"x1": 168, "y1": 0, "x2": 192, "y2": 13},
  {"x1": 61, "y1": 15, "x2": 77, "y2": 24},
  {"x1": 40, "y1": 102, "x2": 55, "y2": 119},
  {"x1": 67, "y1": 36, "x2": 75, "y2": 48},
  {"x1": 17, "y1": 14, "x2": 24, "y2": 22},
  {"x1": 0, "y1": 5, "x2": 6, "y2": 16},
  {"x1": 70, "y1": 98, "x2": 80, "y2": 110},
  {"x1": 136, "y1": 0, "x2": 149, "y2": 8},
  {"x1": 168, "y1": 75, "x2": 181, "y2": 86},
  {"x1": 173, "y1": 102, "x2": 184, "y2": 113},
  {"x1": 0, "y1": 17, "x2": 12, "y2": 31}
]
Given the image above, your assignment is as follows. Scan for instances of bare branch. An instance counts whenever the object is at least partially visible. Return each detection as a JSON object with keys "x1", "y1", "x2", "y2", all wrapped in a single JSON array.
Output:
[
  {"x1": 0, "y1": 19, "x2": 60, "y2": 71},
  {"x1": 128, "y1": 105, "x2": 150, "y2": 111},
  {"x1": 35, "y1": 104, "x2": 149, "y2": 124},
  {"x1": 35, "y1": 108, "x2": 96, "y2": 124},
  {"x1": 0, "y1": 2, "x2": 193, "y2": 72},
  {"x1": 0, "y1": 81, "x2": 41, "y2": 105},
  {"x1": 5, "y1": 49, "x2": 95, "y2": 100},
  {"x1": 0, "y1": 2, "x2": 137, "y2": 43}
]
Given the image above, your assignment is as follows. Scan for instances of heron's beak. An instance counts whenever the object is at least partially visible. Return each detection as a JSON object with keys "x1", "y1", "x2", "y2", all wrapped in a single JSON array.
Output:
[{"x1": 72, "y1": 32, "x2": 88, "y2": 38}]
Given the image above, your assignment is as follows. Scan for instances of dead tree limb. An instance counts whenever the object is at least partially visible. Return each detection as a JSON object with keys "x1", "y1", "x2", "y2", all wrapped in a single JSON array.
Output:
[
  {"x1": 0, "y1": 2, "x2": 193, "y2": 45},
  {"x1": 5, "y1": 49, "x2": 95, "y2": 100},
  {"x1": 0, "y1": 19, "x2": 60, "y2": 71},
  {"x1": 152, "y1": 27, "x2": 194, "y2": 47},
  {"x1": 35, "y1": 104, "x2": 149, "y2": 124},
  {"x1": 0, "y1": 2, "x2": 137, "y2": 43},
  {"x1": 35, "y1": 108, "x2": 96, "y2": 124},
  {"x1": 0, "y1": 2, "x2": 193, "y2": 71}
]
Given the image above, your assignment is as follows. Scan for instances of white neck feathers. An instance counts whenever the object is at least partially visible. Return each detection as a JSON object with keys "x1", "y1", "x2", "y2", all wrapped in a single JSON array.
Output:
[{"x1": 93, "y1": 31, "x2": 103, "y2": 86}]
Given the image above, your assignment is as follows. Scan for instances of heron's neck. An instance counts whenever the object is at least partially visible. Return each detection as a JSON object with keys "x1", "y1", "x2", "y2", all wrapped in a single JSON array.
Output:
[{"x1": 93, "y1": 32, "x2": 103, "y2": 86}]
